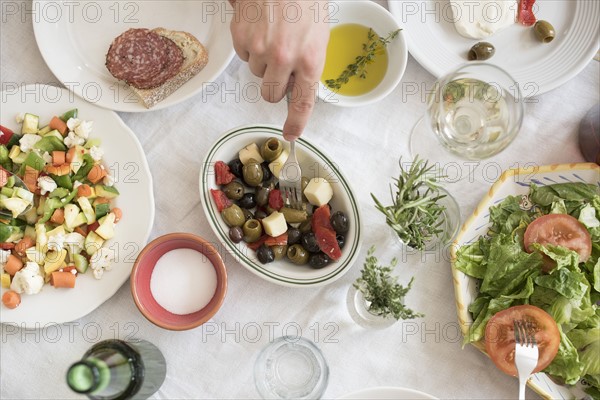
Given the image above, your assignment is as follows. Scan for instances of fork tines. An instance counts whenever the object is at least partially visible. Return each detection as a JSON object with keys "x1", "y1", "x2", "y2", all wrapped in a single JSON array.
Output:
[{"x1": 514, "y1": 319, "x2": 537, "y2": 347}]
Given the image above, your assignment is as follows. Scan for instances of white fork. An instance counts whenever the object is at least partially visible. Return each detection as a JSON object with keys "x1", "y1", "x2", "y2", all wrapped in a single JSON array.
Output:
[{"x1": 514, "y1": 319, "x2": 539, "y2": 400}]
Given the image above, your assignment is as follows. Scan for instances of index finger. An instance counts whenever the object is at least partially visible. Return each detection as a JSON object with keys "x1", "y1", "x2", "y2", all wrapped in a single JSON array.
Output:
[{"x1": 283, "y1": 74, "x2": 318, "y2": 141}]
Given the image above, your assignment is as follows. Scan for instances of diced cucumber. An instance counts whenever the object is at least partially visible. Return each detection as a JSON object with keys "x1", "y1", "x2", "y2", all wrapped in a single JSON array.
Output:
[
  {"x1": 44, "y1": 130, "x2": 63, "y2": 141},
  {"x1": 24, "y1": 225, "x2": 36, "y2": 240},
  {"x1": 77, "y1": 197, "x2": 95, "y2": 224},
  {"x1": 1, "y1": 273, "x2": 10, "y2": 288},
  {"x1": 84, "y1": 231, "x2": 104, "y2": 256},
  {"x1": 60, "y1": 108, "x2": 78, "y2": 122},
  {"x1": 20, "y1": 151, "x2": 46, "y2": 172},
  {"x1": 38, "y1": 125, "x2": 51, "y2": 135},
  {"x1": 44, "y1": 249, "x2": 67, "y2": 274},
  {"x1": 63, "y1": 204, "x2": 80, "y2": 230},
  {"x1": 12, "y1": 152, "x2": 27, "y2": 164},
  {"x1": 95, "y1": 212, "x2": 116, "y2": 240},
  {"x1": 73, "y1": 254, "x2": 88, "y2": 273},
  {"x1": 47, "y1": 225, "x2": 65, "y2": 239},
  {"x1": 69, "y1": 146, "x2": 86, "y2": 174},
  {"x1": 94, "y1": 185, "x2": 119, "y2": 199},
  {"x1": 0, "y1": 187, "x2": 13, "y2": 197},
  {"x1": 6, "y1": 133, "x2": 23, "y2": 148},
  {"x1": 8, "y1": 145, "x2": 21, "y2": 161},
  {"x1": 94, "y1": 203, "x2": 110, "y2": 220},
  {"x1": 0, "y1": 145, "x2": 9, "y2": 163},
  {"x1": 34, "y1": 136, "x2": 66, "y2": 152},
  {"x1": 21, "y1": 113, "x2": 39, "y2": 134},
  {"x1": 0, "y1": 224, "x2": 23, "y2": 243},
  {"x1": 51, "y1": 174, "x2": 73, "y2": 190},
  {"x1": 37, "y1": 196, "x2": 46, "y2": 216},
  {"x1": 69, "y1": 212, "x2": 87, "y2": 230},
  {"x1": 1, "y1": 197, "x2": 29, "y2": 218},
  {"x1": 13, "y1": 187, "x2": 33, "y2": 203},
  {"x1": 23, "y1": 207, "x2": 38, "y2": 225},
  {"x1": 84, "y1": 138, "x2": 101, "y2": 149},
  {"x1": 49, "y1": 187, "x2": 69, "y2": 198},
  {"x1": 73, "y1": 154, "x2": 94, "y2": 181},
  {"x1": 6, "y1": 175, "x2": 15, "y2": 188}
]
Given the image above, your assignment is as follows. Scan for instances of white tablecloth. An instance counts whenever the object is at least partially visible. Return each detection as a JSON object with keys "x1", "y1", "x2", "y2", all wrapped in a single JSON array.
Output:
[{"x1": 1, "y1": 1, "x2": 599, "y2": 399}]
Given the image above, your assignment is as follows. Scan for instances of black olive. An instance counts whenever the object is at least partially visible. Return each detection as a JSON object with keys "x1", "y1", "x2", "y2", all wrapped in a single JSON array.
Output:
[
  {"x1": 238, "y1": 193, "x2": 257, "y2": 209},
  {"x1": 256, "y1": 244, "x2": 274, "y2": 264},
  {"x1": 287, "y1": 228, "x2": 302, "y2": 245},
  {"x1": 301, "y1": 232, "x2": 320, "y2": 253},
  {"x1": 229, "y1": 226, "x2": 243, "y2": 243},
  {"x1": 336, "y1": 234, "x2": 345, "y2": 249},
  {"x1": 261, "y1": 162, "x2": 272, "y2": 182},
  {"x1": 228, "y1": 159, "x2": 244, "y2": 179},
  {"x1": 330, "y1": 211, "x2": 349, "y2": 234},
  {"x1": 309, "y1": 253, "x2": 331, "y2": 269},
  {"x1": 255, "y1": 209, "x2": 268, "y2": 220}
]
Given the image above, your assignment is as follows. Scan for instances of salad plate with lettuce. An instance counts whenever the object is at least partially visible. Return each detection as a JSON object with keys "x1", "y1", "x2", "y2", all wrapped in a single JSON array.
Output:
[{"x1": 451, "y1": 163, "x2": 600, "y2": 399}]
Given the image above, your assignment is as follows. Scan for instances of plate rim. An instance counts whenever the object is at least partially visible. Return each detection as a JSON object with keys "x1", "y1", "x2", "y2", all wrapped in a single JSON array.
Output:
[
  {"x1": 388, "y1": 0, "x2": 600, "y2": 96},
  {"x1": 31, "y1": 0, "x2": 235, "y2": 113},
  {"x1": 198, "y1": 124, "x2": 363, "y2": 287},
  {"x1": 337, "y1": 386, "x2": 438, "y2": 399},
  {"x1": 0, "y1": 83, "x2": 155, "y2": 327},
  {"x1": 450, "y1": 162, "x2": 600, "y2": 398}
]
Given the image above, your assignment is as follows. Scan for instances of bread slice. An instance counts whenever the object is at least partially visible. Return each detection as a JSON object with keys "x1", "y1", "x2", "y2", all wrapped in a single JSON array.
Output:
[{"x1": 132, "y1": 28, "x2": 209, "y2": 108}]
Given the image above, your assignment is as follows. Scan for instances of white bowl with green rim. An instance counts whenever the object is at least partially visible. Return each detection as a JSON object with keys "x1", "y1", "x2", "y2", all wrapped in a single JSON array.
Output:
[{"x1": 199, "y1": 125, "x2": 362, "y2": 287}]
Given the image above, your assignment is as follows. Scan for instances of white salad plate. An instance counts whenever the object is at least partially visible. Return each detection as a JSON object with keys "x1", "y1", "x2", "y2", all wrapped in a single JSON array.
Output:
[
  {"x1": 338, "y1": 387, "x2": 437, "y2": 399},
  {"x1": 0, "y1": 84, "x2": 154, "y2": 327},
  {"x1": 388, "y1": 0, "x2": 600, "y2": 96},
  {"x1": 199, "y1": 125, "x2": 362, "y2": 287},
  {"x1": 451, "y1": 163, "x2": 600, "y2": 399},
  {"x1": 32, "y1": 0, "x2": 235, "y2": 112}
]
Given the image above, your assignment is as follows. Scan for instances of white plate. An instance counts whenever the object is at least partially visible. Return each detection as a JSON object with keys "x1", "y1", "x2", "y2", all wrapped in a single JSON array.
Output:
[
  {"x1": 338, "y1": 387, "x2": 437, "y2": 399},
  {"x1": 388, "y1": 0, "x2": 600, "y2": 96},
  {"x1": 0, "y1": 84, "x2": 154, "y2": 327},
  {"x1": 199, "y1": 125, "x2": 362, "y2": 287},
  {"x1": 32, "y1": 0, "x2": 235, "y2": 112},
  {"x1": 451, "y1": 163, "x2": 600, "y2": 399}
]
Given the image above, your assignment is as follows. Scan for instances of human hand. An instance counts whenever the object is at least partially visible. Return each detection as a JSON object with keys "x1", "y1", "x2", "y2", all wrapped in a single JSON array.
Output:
[{"x1": 230, "y1": 0, "x2": 330, "y2": 140}]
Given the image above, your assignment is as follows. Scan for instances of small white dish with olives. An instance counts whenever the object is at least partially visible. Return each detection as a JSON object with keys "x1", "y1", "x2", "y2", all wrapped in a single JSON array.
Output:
[{"x1": 199, "y1": 125, "x2": 362, "y2": 287}]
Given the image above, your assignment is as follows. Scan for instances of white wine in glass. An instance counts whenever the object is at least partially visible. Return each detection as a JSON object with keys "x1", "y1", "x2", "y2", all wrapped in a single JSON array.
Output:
[{"x1": 410, "y1": 63, "x2": 524, "y2": 161}]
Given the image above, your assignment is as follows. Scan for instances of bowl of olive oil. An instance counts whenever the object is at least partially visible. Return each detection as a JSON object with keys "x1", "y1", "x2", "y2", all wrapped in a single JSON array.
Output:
[{"x1": 318, "y1": 1, "x2": 407, "y2": 107}]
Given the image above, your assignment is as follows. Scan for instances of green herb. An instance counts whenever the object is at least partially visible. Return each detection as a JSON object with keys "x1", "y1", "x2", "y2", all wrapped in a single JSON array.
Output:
[
  {"x1": 371, "y1": 156, "x2": 446, "y2": 250},
  {"x1": 325, "y1": 28, "x2": 401, "y2": 90},
  {"x1": 353, "y1": 246, "x2": 423, "y2": 320}
]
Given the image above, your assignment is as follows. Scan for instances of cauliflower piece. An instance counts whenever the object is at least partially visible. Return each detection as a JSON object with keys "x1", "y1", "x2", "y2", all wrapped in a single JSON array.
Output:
[
  {"x1": 38, "y1": 176, "x2": 58, "y2": 196},
  {"x1": 0, "y1": 249, "x2": 11, "y2": 273},
  {"x1": 90, "y1": 247, "x2": 115, "y2": 280},
  {"x1": 89, "y1": 146, "x2": 104, "y2": 161},
  {"x1": 47, "y1": 233, "x2": 65, "y2": 252},
  {"x1": 74, "y1": 120, "x2": 93, "y2": 139},
  {"x1": 10, "y1": 262, "x2": 44, "y2": 295},
  {"x1": 42, "y1": 151, "x2": 53, "y2": 164},
  {"x1": 19, "y1": 134, "x2": 42, "y2": 152},
  {"x1": 66, "y1": 118, "x2": 80, "y2": 131},
  {"x1": 64, "y1": 132, "x2": 85, "y2": 148},
  {"x1": 15, "y1": 112, "x2": 24, "y2": 124},
  {"x1": 73, "y1": 180, "x2": 83, "y2": 189},
  {"x1": 64, "y1": 233, "x2": 85, "y2": 255},
  {"x1": 103, "y1": 174, "x2": 115, "y2": 187}
]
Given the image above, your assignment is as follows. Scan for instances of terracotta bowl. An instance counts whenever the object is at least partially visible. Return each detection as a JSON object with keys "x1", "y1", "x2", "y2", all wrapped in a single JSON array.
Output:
[{"x1": 130, "y1": 233, "x2": 227, "y2": 331}]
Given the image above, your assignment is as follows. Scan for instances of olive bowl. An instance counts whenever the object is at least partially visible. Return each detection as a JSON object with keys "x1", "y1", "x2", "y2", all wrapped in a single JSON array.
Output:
[{"x1": 199, "y1": 125, "x2": 363, "y2": 287}]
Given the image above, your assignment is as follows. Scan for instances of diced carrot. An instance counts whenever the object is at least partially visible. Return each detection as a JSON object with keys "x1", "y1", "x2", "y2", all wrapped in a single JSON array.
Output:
[
  {"x1": 15, "y1": 236, "x2": 34, "y2": 257},
  {"x1": 0, "y1": 167, "x2": 8, "y2": 187},
  {"x1": 74, "y1": 226, "x2": 87, "y2": 236},
  {"x1": 77, "y1": 184, "x2": 93, "y2": 198},
  {"x1": 2, "y1": 290, "x2": 21, "y2": 309},
  {"x1": 94, "y1": 197, "x2": 110, "y2": 204},
  {"x1": 0, "y1": 243, "x2": 15, "y2": 250},
  {"x1": 23, "y1": 165, "x2": 39, "y2": 192},
  {"x1": 45, "y1": 163, "x2": 70, "y2": 176},
  {"x1": 50, "y1": 271, "x2": 76, "y2": 288},
  {"x1": 87, "y1": 164, "x2": 107, "y2": 184},
  {"x1": 52, "y1": 151, "x2": 66, "y2": 166},
  {"x1": 66, "y1": 147, "x2": 77, "y2": 163},
  {"x1": 50, "y1": 208, "x2": 65, "y2": 224},
  {"x1": 4, "y1": 255, "x2": 23, "y2": 276},
  {"x1": 63, "y1": 266, "x2": 78, "y2": 275},
  {"x1": 112, "y1": 208, "x2": 122, "y2": 223},
  {"x1": 49, "y1": 116, "x2": 68, "y2": 136}
]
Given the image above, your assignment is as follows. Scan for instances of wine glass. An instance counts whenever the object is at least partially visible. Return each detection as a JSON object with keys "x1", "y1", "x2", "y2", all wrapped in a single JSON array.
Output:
[{"x1": 409, "y1": 63, "x2": 524, "y2": 161}]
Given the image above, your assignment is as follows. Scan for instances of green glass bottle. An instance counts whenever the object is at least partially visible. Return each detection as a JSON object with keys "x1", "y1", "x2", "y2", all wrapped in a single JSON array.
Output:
[{"x1": 66, "y1": 339, "x2": 166, "y2": 400}]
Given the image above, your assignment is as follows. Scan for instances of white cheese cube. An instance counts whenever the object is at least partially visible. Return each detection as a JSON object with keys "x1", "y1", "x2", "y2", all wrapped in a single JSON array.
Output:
[
  {"x1": 268, "y1": 149, "x2": 289, "y2": 178},
  {"x1": 304, "y1": 177, "x2": 333, "y2": 206},
  {"x1": 261, "y1": 211, "x2": 287, "y2": 237},
  {"x1": 239, "y1": 143, "x2": 264, "y2": 165}
]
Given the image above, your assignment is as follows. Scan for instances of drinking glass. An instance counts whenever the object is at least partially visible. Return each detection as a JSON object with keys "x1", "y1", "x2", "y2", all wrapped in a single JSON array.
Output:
[{"x1": 409, "y1": 63, "x2": 524, "y2": 161}]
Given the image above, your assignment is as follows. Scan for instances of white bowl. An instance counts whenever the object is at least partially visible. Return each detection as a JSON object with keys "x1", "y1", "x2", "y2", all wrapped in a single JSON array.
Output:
[
  {"x1": 199, "y1": 125, "x2": 363, "y2": 287},
  {"x1": 317, "y1": 0, "x2": 408, "y2": 107}
]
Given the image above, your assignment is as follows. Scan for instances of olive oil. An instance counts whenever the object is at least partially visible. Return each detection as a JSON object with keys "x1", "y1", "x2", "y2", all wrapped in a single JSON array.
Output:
[{"x1": 321, "y1": 23, "x2": 389, "y2": 96}]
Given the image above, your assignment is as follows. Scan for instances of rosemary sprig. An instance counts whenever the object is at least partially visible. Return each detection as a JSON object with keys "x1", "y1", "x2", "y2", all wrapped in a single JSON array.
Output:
[
  {"x1": 353, "y1": 246, "x2": 423, "y2": 320},
  {"x1": 325, "y1": 28, "x2": 401, "y2": 90},
  {"x1": 371, "y1": 156, "x2": 447, "y2": 250}
]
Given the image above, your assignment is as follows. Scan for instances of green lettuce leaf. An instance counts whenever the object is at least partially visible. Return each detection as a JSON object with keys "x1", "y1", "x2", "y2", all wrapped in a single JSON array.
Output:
[
  {"x1": 488, "y1": 195, "x2": 533, "y2": 236},
  {"x1": 455, "y1": 237, "x2": 489, "y2": 279},
  {"x1": 544, "y1": 327, "x2": 583, "y2": 385},
  {"x1": 530, "y1": 183, "x2": 599, "y2": 207}
]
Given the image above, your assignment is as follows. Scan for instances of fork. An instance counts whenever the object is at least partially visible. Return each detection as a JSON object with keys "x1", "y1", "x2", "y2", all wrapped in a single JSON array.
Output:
[
  {"x1": 278, "y1": 140, "x2": 303, "y2": 209},
  {"x1": 514, "y1": 319, "x2": 539, "y2": 400}
]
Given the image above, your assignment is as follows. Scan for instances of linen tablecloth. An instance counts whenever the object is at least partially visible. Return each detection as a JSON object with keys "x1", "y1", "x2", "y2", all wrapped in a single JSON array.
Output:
[{"x1": 1, "y1": 1, "x2": 599, "y2": 399}]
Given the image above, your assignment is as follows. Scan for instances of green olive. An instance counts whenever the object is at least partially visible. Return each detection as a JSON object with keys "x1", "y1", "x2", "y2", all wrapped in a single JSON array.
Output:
[
  {"x1": 221, "y1": 204, "x2": 245, "y2": 227},
  {"x1": 468, "y1": 42, "x2": 495, "y2": 61},
  {"x1": 223, "y1": 181, "x2": 244, "y2": 200},
  {"x1": 272, "y1": 245, "x2": 288, "y2": 260},
  {"x1": 533, "y1": 20, "x2": 555, "y2": 43},
  {"x1": 243, "y1": 219, "x2": 263, "y2": 243},
  {"x1": 298, "y1": 219, "x2": 312, "y2": 234},
  {"x1": 280, "y1": 207, "x2": 308, "y2": 224},
  {"x1": 242, "y1": 208, "x2": 254, "y2": 222},
  {"x1": 255, "y1": 184, "x2": 273, "y2": 207},
  {"x1": 287, "y1": 244, "x2": 309, "y2": 265},
  {"x1": 242, "y1": 158, "x2": 263, "y2": 187},
  {"x1": 261, "y1": 138, "x2": 283, "y2": 162}
]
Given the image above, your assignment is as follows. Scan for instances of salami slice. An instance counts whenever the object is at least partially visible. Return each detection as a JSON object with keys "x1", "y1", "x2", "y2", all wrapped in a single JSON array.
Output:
[{"x1": 106, "y1": 28, "x2": 184, "y2": 90}]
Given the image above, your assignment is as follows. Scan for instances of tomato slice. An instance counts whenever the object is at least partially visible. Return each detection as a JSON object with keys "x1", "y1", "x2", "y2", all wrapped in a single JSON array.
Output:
[
  {"x1": 518, "y1": 0, "x2": 536, "y2": 26},
  {"x1": 214, "y1": 161, "x2": 235, "y2": 185},
  {"x1": 268, "y1": 189, "x2": 283, "y2": 211},
  {"x1": 524, "y1": 214, "x2": 592, "y2": 271},
  {"x1": 0, "y1": 125, "x2": 14, "y2": 145},
  {"x1": 210, "y1": 189, "x2": 232, "y2": 213},
  {"x1": 247, "y1": 233, "x2": 288, "y2": 251},
  {"x1": 312, "y1": 205, "x2": 342, "y2": 261},
  {"x1": 485, "y1": 305, "x2": 560, "y2": 376}
]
